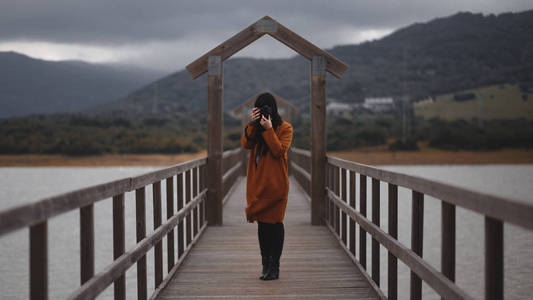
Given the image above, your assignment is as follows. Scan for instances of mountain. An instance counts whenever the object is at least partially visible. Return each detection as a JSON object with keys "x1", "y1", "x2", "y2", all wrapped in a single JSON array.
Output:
[
  {"x1": 95, "y1": 9, "x2": 533, "y2": 116},
  {"x1": 0, "y1": 52, "x2": 165, "y2": 117}
]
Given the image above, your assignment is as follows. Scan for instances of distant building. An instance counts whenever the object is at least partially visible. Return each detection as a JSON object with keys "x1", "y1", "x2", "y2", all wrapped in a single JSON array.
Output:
[
  {"x1": 414, "y1": 97, "x2": 434, "y2": 107},
  {"x1": 363, "y1": 97, "x2": 395, "y2": 113},
  {"x1": 326, "y1": 102, "x2": 353, "y2": 117}
]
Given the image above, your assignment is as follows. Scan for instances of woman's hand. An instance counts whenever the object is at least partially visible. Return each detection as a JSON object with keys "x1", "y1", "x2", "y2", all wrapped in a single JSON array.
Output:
[
  {"x1": 251, "y1": 107, "x2": 261, "y2": 122},
  {"x1": 260, "y1": 114, "x2": 272, "y2": 129}
]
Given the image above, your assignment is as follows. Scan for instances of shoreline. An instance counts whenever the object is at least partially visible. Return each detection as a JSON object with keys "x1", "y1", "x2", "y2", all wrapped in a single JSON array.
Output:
[
  {"x1": 0, "y1": 149, "x2": 532, "y2": 167},
  {"x1": 328, "y1": 149, "x2": 533, "y2": 166},
  {"x1": 0, "y1": 151, "x2": 207, "y2": 167}
]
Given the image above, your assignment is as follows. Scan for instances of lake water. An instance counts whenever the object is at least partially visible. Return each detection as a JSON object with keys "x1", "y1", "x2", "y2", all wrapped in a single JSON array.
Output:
[{"x1": 0, "y1": 165, "x2": 532, "y2": 299}]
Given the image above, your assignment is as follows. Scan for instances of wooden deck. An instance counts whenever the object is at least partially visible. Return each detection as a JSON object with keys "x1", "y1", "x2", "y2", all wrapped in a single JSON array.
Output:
[{"x1": 155, "y1": 176, "x2": 378, "y2": 299}]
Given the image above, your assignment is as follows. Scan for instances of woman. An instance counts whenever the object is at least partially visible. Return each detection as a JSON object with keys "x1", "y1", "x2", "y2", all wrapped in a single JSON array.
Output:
[{"x1": 240, "y1": 92, "x2": 293, "y2": 281}]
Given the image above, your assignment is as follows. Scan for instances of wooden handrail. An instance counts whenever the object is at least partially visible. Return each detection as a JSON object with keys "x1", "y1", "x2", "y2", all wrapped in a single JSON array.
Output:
[
  {"x1": 223, "y1": 161, "x2": 242, "y2": 185},
  {"x1": 291, "y1": 147, "x2": 310, "y2": 157},
  {"x1": 67, "y1": 190, "x2": 207, "y2": 300},
  {"x1": 327, "y1": 189, "x2": 473, "y2": 300},
  {"x1": 222, "y1": 147, "x2": 241, "y2": 159},
  {"x1": 327, "y1": 155, "x2": 533, "y2": 230},
  {"x1": 324, "y1": 154, "x2": 533, "y2": 300},
  {"x1": 289, "y1": 147, "x2": 530, "y2": 299},
  {"x1": 0, "y1": 157, "x2": 206, "y2": 236},
  {"x1": 0, "y1": 156, "x2": 220, "y2": 300},
  {"x1": 222, "y1": 148, "x2": 242, "y2": 174},
  {"x1": 290, "y1": 161, "x2": 310, "y2": 181}
]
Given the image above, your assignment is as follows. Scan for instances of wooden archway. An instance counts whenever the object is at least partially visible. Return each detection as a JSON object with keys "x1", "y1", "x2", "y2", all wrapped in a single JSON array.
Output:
[{"x1": 186, "y1": 15, "x2": 348, "y2": 226}]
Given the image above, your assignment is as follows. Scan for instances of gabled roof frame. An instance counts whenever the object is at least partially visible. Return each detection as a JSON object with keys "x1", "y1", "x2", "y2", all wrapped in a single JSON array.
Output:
[{"x1": 186, "y1": 16, "x2": 348, "y2": 79}]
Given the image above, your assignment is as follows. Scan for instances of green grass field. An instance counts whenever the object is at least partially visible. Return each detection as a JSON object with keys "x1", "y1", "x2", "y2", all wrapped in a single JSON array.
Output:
[{"x1": 415, "y1": 84, "x2": 533, "y2": 120}]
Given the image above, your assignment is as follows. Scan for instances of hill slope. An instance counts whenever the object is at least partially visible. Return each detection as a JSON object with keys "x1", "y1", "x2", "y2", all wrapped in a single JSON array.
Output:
[
  {"x1": 0, "y1": 52, "x2": 165, "y2": 117},
  {"x1": 97, "y1": 10, "x2": 533, "y2": 116}
]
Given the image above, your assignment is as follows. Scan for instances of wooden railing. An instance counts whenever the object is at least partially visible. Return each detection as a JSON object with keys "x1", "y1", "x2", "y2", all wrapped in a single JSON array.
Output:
[
  {"x1": 222, "y1": 148, "x2": 243, "y2": 204},
  {"x1": 289, "y1": 147, "x2": 311, "y2": 199},
  {"x1": 0, "y1": 148, "x2": 246, "y2": 300},
  {"x1": 0, "y1": 156, "x2": 214, "y2": 300},
  {"x1": 289, "y1": 147, "x2": 533, "y2": 300}
]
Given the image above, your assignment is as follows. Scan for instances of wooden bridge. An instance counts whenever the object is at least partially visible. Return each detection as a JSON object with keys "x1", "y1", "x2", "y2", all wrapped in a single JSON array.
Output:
[
  {"x1": 1, "y1": 147, "x2": 533, "y2": 300},
  {"x1": 1, "y1": 15, "x2": 532, "y2": 300}
]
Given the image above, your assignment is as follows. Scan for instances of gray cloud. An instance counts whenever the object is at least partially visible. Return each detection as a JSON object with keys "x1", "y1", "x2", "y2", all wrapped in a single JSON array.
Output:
[{"x1": 0, "y1": 0, "x2": 531, "y2": 71}]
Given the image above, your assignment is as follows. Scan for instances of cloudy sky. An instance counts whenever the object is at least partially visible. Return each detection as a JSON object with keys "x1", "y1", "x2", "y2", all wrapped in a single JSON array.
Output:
[{"x1": 0, "y1": 0, "x2": 531, "y2": 72}]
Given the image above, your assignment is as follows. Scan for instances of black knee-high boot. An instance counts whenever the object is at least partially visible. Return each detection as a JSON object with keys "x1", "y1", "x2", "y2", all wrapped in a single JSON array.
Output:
[
  {"x1": 264, "y1": 222, "x2": 284, "y2": 280},
  {"x1": 257, "y1": 221, "x2": 271, "y2": 279}
]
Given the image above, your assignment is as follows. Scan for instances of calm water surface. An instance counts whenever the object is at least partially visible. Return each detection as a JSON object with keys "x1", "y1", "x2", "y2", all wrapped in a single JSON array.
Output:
[{"x1": 0, "y1": 165, "x2": 532, "y2": 299}]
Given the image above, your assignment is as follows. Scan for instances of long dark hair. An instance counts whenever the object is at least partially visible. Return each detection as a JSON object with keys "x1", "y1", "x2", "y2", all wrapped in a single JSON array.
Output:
[{"x1": 254, "y1": 92, "x2": 283, "y2": 156}]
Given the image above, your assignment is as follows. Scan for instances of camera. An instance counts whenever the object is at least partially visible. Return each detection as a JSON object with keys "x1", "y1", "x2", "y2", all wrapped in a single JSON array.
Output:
[
  {"x1": 255, "y1": 105, "x2": 272, "y2": 129},
  {"x1": 258, "y1": 105, "x2": 272, "y2": 118}
]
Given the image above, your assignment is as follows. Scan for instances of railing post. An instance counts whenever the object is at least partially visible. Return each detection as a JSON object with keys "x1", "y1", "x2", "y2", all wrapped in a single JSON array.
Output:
[
  {"x1": 207, "y1": 55, "x2": 223, "y2": 226},
  {"x1": 152, "y1": 181, "x2": 163, "y2": 288},
  {"x1": 166, "y1": 177, "x2": 175, "y2": 271},
  {"x1": 30, "y1": 221, "x2": 48, "y2": 300},
  {"x1": 310, "y1": 55, "x2": 326, "y2": 225},
  {"x1": 442, "y1": 201, "x2": 456, "y2": 300},
  {"x1": 410, "y1": 191, "x2": 424, "y2": 300},
  {"x1": 80, "y1": 204, "x2": 94, "y2": 286},
  {"x1": 349, "y1": 170, "x2": 356, "y2": 258},
  {"x1": 186, "y1": 169, "x2": 192, "y2": 246},
  {"x1": 333, "y1": 166, "x2": 340, "y2": 236},
  {"x1": 112, "y1": 193, "x2": 125, "y2": 300},
  {"x1": 388, "y1": 183, "x2": 398, "y2": 300},
  {"x1": 485, "y1": 216, "x2": 503, "y2": 300},
  {"x1": 359, "y1": 175, "x2": 367, "y2": 269},
  {"x1": 199, "y1": 165, "x2": 206, "y2": 227},
  {"x1": 193, "y1": 167, "x2": 199, "y2": 237},
  {"x1": 135, "y1": 187, "x2": 147, "y2": 300},
  {"x1": 177, "y1": 173, "x2": 185, "y2": 258},
  {"x1": 341, "y1": 168, "x2": 347, "y2": 247},
  {"x1": 371, "y1": 178, "x2": 380, "y2": 286},
  {"x1": 328, "y1": 164, "x2": 334, "y2": 226}
]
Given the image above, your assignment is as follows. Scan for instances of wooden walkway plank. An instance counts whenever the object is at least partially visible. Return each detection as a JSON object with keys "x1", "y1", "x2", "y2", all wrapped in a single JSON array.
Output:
[{"x1": 155, "y1": 176, "x2": 378, "y2": 300}]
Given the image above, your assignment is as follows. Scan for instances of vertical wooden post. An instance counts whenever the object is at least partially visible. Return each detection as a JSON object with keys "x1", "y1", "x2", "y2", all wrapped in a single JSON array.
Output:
[
  {"x1": 30, "y1": 221, "x2": 47, "y2": 300},
  {"x1": 371, "y1": 178, "x2": 380, "y2": 286},
  {"x1": 442, "y1": 201, "x2": 456, "y2": 300},
  {"x1": 177, "y1": 173, "x2": 185, "y2": 258},
  {"x1": 112, "y1": 194, "x2": 125, "y2": 300},
  {"x1": 166, "y1": 177, "x2": 175, "y2": 272},
  {"x1": 198, "y1": 166, "x2": 205, "y2": 227},
  {"x1": 349, "y1": 170, "x2": 356, "y2": 257},
  {"x1": 207, "y1": 55, "x2": 223, "y2": 226},
  {"x1": 310, "y1": 55, "x2": 326, "y2": 225},
  {"x1": 328, "y1": 164, "x2": 334, "y2": 226},
  {"x1": 186, "y1": 169, "x2": 192, "y2": 245},
  {"x1": 201, "y1": 164, "x2": 207, "y2": 226},
  {"x1": 341, "y1": 169, "x2": 347, "y2": 247},
  {"x1": 80, "y1": 204, "x2": 94, "y2": 285},
  {"x1": 359, "y1": 175, "x2": 367, "y2": 270},
  {"x1": 388, "y1": 183, "x2": 398, "y2": 300},
  {"x1": 485, "y1": 216, "x2": 503, "y2": 300},
  {"x1": 333, "y1": 166, "x2": 340, "y2": 236},
  {"x1": 193, "y1": 167, "x2": 199, "y2": 237},
  {"x1": 152, "y1": 181, "x2": 163, "y2": 288},
  {"x1": 410, "y1": 191, "x2": 424, "y2": 300},
  {"x1": 136, "y1": 187, "x2": 147, "y2": 300}
]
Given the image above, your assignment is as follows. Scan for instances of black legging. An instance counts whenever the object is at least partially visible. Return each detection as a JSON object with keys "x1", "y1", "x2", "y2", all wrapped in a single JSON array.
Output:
[{"x1": 257, "y1": 221, "x2": 284, "y2": 259}]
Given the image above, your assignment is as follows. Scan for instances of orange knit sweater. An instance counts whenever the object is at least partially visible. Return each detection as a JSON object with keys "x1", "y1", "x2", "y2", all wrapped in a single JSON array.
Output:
[{"x1": 241, "y1": 120, "x2": 293, "y2": 224}]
